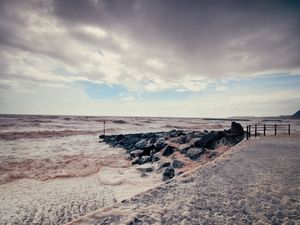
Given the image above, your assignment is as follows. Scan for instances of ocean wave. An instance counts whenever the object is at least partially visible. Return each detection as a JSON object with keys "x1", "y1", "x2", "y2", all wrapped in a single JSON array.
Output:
[
  {"x1": 0, "y1": 154, "x2": 130, "y2": 184},
  {"x1": 0, "y1": 130, "x2": 100, "y2": 140}
]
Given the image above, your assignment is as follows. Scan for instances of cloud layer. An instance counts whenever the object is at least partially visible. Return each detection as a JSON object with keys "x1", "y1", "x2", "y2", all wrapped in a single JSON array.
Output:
[{"x1": 0, "y1": 0, "x2": 299, "y2": 116}]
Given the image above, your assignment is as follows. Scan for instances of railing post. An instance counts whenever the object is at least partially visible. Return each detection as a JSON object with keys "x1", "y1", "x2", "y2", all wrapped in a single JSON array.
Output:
[
  {"x1": 249, "y1": 125, "x2": 251, "y2": 138},
  {"x1": 288, "y1": 124, "x2": 290, "y2": 135},
  {"x1": 274, "y1": 124, "x2": 277, "y2": 135},
  {"x1": 103, "y1": 121, "x2": 106, "y2": 136},
  {"x1": 255, "y1": 124, "x2": 257, "y2": 137}
]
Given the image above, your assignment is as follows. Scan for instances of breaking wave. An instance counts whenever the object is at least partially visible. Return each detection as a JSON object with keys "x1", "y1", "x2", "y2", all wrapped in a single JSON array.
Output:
[
  {"x1": 0, "y1": 154, "x2": 130, "y2": 184},
  {"x1": 0, "y1": 130, "x2": 99, "y2": 140}
]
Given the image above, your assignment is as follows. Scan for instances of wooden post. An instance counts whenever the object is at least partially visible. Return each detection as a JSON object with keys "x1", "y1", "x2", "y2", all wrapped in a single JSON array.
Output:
[
  {"x1": 255, "y1": 124, "x2": 257, "y2": 137},
  {"x1": 249, "y1": 125, "x2": 251, "y2": 138},
  {"x1": 274, "y1": 124, "x2": 277, "y2": 135},
  {"x1": 246, "y1": 126, "x2": 249, "y2": 139},
  {"x1": 263, "y1": 124, "x2": 266, "y2": 136},
  {"x1": 288, "y1": 124, "x2": 290, "y2": 135},
  {"x1": 103, "y1": 121, "x2": 106, "y2": 136}
]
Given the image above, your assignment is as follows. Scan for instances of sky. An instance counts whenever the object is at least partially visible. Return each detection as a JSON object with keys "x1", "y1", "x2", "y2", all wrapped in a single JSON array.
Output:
[{"x1": 0, "y1": 0, "x2": 299, "y2": 117}]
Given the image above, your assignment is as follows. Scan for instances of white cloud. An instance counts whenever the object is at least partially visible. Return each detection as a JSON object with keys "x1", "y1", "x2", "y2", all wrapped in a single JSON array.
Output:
[{"x1": 80, "y1": 25, "x2": 108, "y2": 39}]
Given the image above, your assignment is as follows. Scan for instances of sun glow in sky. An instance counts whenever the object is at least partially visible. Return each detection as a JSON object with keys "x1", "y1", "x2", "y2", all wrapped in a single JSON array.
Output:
[{"x1": 0, "y1": 0, "x2": 299, "y2": 117}]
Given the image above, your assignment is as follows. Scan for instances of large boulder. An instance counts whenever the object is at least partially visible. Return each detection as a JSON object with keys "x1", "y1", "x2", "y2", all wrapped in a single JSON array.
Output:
[
  {"x1": 158, "y1": 161, "x2": 171, "y2": 168},
  {"x1": 132, "y1": 156, "x2": 152, "y2": 165},
  {"x1": 171, "y1": 135, "x2": 188, "y2": 144},
  {"x1": 172, "y1": 159, "x2": 185, "y2": 168},
  {"x1": 162, "y1": 145, "x2": 176, "y2": 157},
  {"x1": 153, "y1": 138, "x2": 168, "y2": 152},
  {"x1": 229, "y1": 122, "x2": 244, "y2": 136},
  {"x1": 194, "y1": 131, "x2": 225, "y2": 149},
  {"x1": 141, "y1": 132, "x2": 157, "y2": 140},
  {"x1": 157, "y1": 161, "x2": 171, "y2": 173},
  {"x1": 177, "y1": 144, "x2": 191, "y2": 154},
  {"x1": 115, "y1": 134, "x2": 125, "y2": 142},
  {"x1": 134, "y1": 139, "x2": 150, "y2": 149},
  {"x1": 121, "y1": 134, "x2": 143, "y2": 151},
  {"x1": 186, "y1": 147, "x2": 205, "y2": 160},
  {"x1": 162, "y1": 167, "x2": 175, "y2": 181},
  {"x1": 130, "y1": 149, "x2": 144, "y2": 158},
  {"x1": 133, "y1": 139, "x2": 154, "y2": 155}
]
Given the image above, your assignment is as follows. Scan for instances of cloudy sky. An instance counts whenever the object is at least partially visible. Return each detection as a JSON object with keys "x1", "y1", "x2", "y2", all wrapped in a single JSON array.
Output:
[{"x1": 0, "y1": 0, "x2": 299, "y2": 117}]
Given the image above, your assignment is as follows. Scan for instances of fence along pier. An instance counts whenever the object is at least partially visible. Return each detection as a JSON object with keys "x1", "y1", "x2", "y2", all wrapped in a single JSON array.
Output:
[{"x1": 246, "y1": 124, "x2": 290, "y2": 139}]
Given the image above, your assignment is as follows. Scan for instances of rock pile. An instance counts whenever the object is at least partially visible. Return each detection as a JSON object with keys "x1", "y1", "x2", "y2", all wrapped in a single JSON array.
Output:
[{"x1": 99, "y1": 122, "x2": 245, "y2": 181}]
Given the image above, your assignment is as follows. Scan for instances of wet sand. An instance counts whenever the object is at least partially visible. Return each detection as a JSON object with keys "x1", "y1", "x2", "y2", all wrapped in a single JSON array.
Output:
[{"x1": 69, "y1": 135, "x2": 300, "y2": 225}]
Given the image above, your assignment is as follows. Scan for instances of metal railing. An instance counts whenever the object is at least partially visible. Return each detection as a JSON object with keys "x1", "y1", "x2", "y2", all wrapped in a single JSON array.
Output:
[{"x1": 246, "y1": 124, "x2": 290, "y2": 139}]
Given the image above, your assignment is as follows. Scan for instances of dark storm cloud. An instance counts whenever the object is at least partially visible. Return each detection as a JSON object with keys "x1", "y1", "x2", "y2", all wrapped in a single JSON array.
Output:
[
  {"x1": 0, "y1": 0, "x2": 299, "y2": 90},
  {"x1": 50, "y1": 0, "x2": 300, "y2": 76}
]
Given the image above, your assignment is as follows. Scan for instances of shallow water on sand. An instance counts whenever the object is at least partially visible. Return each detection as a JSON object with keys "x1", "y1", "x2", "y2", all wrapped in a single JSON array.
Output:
[{"x1": 0, "y1": 115, "x2": 234, "y2": 184}]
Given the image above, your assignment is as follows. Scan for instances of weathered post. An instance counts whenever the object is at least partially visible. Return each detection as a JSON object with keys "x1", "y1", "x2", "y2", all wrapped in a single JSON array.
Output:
[
  {"x1": 246, "y1": 126, "x2": 249, "y2": 139},
  {"x1": 263, "y1": 124, "x2": 266, "y2": 136},
  {"x1": 255, "y1": 124, "x2": 257, "y2": 137},
  {"x1": 274, "y1": 124, "x2": 277, "y2": 135},
  {"x1": 288, "y1": 124, "x2": 290, "y2": 135},
  {"x1": 249, "y1": 125, "x2": 251, "y2": 138},
  {"x1": 103, "y1": 121, "x2": 106, "y2": 136}
]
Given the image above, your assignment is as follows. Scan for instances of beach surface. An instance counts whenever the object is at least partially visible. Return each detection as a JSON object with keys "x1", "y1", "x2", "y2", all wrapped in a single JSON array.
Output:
[
  {"x1": 69, "y1": 135, "x2": 300, "y2": 225},
  {"x1": 0, "y1": 115, "x2": 299, "y2": 225}
]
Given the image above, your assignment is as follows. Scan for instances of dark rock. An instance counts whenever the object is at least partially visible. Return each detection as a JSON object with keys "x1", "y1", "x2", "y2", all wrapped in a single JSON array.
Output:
[
  {"x1": 162, "y1": 145, "x2": 176, "y2": 157},
  {"x1": 186, "y1": 131, "x2": 204, "y2": 142},
  {"x1": 130, "y1": 149, "x2": 144, "y2": 158},
  {"x1": 186, "y1": 148, "x2": 205, "y2": 160},
  {"x1": 207, "y1": 151, "x2": 218, "y2": 159},
  {"x1": 172, "y1": 159, "x2": 185, "y2": 168},
  {"x1": 115, "y1": 134, "x2": 125, "y2": 142},
  {"x1": 152, "y1": 155, "x2": 160, "y2": 162},
  {"x1": 141, "y1": 132, "x2": 157, "y2": 140},
  {"x1": 141, "y1": 173, "x2": 148, "y2": 177},
  {"x1": 229, "y1": 122, "x2": 244, "y2": 136},
  {"x1": 99, "y1": 134, "x2": 106, "y2": 139},
  {"x1": 153, "y1": 138, "x2": 167, "y2": 152},
  {"x1": 158, "y1": 161, "x2": 171, "y2": 168},
  {"x1": 140, "y1": 156, "x2": 152, "y2": 164},
  {"x1": 136, "y1": 167, "x2": 154, "y2": 173},
  {"x1": 178, "y1": 144, "x2": 190, "y2": 154},
  {"x1": 194, "y1": 131, "x2": 225, "y2": 149},
  {"x1": 121, "y1": 135, "x2": 142, "y2": 151},
  {"x1": 172, "y1": 135, "x2": 187, "y2": 144},
  {"x1": 125, "y1": 154, "x2": 132, "y2": 161},
  {"x1": 167, "y1": 129, "x2": 184, "y2": 138},
  {"x1": 162, "y1": 167, "x2": 175, "y2": 181},
  {"x1": 167, "y1": 129, "x2": 178, "y2": 138},
  {"x1": 134, "y1": 139, "x2": 149, "y2": 149},
  {"x1": 132, "y1": 156, "x2": 152, "y2": 165},
  {"x1": 291, "y1": 109, "x2": 300, "y2": 119},
  {"x1": 131, "y1": 157, "x2": 140, "y2": 165}
]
